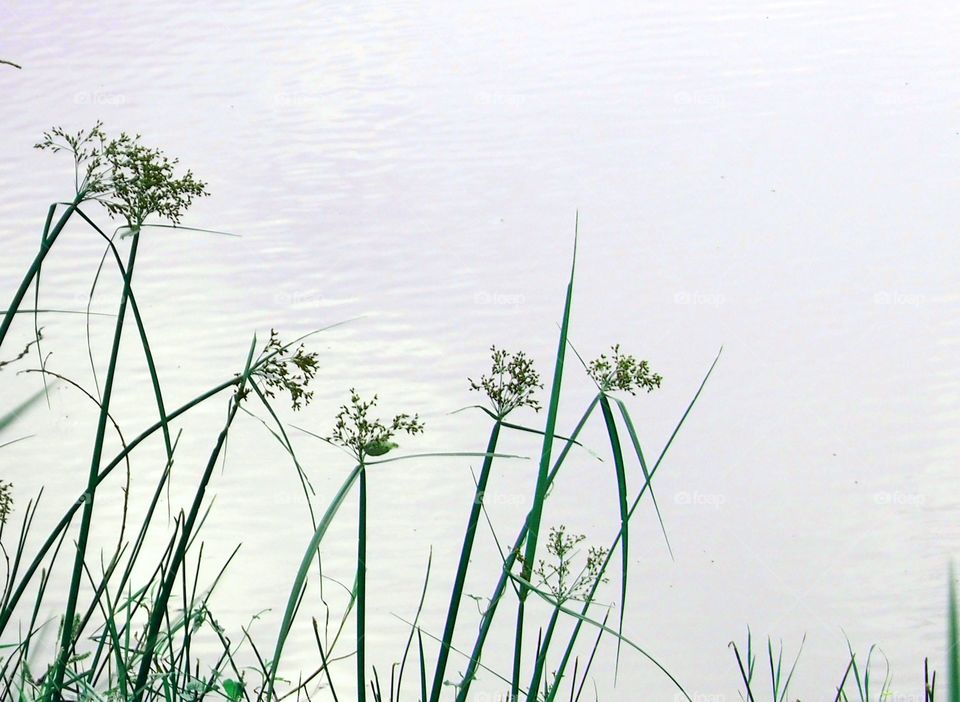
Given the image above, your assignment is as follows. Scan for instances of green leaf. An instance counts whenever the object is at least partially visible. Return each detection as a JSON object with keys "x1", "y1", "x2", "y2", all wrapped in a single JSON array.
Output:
[
  {"x1": 223, "y1": 679, "x2": 244, "y2": 701},
  {"x1": 363, "y1": 439, "x2": 398, "y2": 457}
]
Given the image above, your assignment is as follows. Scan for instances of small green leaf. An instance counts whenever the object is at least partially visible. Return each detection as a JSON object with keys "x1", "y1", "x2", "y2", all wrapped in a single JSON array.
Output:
[
  {"x1": 364, "y1": 440, "x2": 398, "y2": 457},
  {"x1": 223, "y1": 678, "x2": 244, "y2": 701}
]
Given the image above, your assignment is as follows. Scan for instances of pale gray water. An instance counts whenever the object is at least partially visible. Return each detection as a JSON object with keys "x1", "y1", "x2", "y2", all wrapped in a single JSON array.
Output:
[{"x1": 1, "y1": 1, "x2": 959, "y2": 699}]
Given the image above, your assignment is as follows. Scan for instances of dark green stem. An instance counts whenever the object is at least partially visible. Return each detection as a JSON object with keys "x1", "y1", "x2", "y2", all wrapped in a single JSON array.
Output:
[
  {"x1": 454, "y1": 396, "x2": 597, "y2": 702},
  {"x1": 0, "y1": 195, "x2": 82, "y2": 351},
  {"x1": 598, "y1": 394, "x2": 629, "y2": 674},
  {"x1": 49, "y1": 228, "x2": 140, "y2": 700},
  {"x1": 357, "y1": 463, "x2": 367, "y2": 702},
  {"x1": 511, "y1": 599, "x2": 526, "y2": 701},
  {"x1": 428, "y1": 419, "x2": 501, "y2": 702},
  {"x1": 526, "y1": 605, "x2": 562, "y2": 701}
]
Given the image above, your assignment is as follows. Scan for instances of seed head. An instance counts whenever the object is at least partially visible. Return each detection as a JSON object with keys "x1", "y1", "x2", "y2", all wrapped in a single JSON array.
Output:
[
  {"x1": 469, "y1": 346, "x2": 542, "y2": 418},
  {"x1": 0, "y1": 481, "x2": 12, "y2": 526},
  {"x1": 586, "y1": 344, "x2": 662, "y2": 395},
  {"x1": 328, "y1": 390, "x2": 424, "y2": 462},
  {"x1": 248, "y1": 330, "x2": 319, "y2": 411},
  {"x1": 37, "y1": 123, "x2": 207, "y2": 228},
  {"x1": 531, "y1": 525, "x2": 609, "y2": 604}
]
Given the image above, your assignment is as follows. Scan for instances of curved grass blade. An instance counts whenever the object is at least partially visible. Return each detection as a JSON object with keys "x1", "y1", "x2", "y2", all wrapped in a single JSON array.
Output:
[
  {"x1": 612, "y1": 398, "x2": 672, "y2": 559},
  {"x1": 265, "y1": 463, "x2": 362, "y2": 699},
  {"x1": 598, "y1": 394, "x2": 630, "y2": 678},
  {"x1": 397, "y1": 549, "x2": 432, "y2": 702},
  {"x1": 730, "y1": 639, "x2": 756, "y2": 702},
  {"x1": 136, "y1": 223, "x2": 240, "y2": 237}
]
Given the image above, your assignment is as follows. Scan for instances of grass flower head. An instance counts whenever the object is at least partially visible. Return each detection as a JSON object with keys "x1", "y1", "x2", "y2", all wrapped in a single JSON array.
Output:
[
  {"x1": 37, "y1": 123, "x2": 207, "y2": 228},
  {"x1": 328, "y1": 390, "x2": 424, "y2": 461},
  {"x1": 469, "y1": 346, "x2": 543, "y2": 418},
  {"x1": 248, "y1": 330, "x2": 320, "y2": 411},
  {"x1": 0, "y1": 481, "x2": 12, "y2": 527},
  {"x1": 528, "y1": 525, "x2": 609, "y2": 604},
  {"x1": 587, "y1": 344, "x2": 662, "y2": 395}
]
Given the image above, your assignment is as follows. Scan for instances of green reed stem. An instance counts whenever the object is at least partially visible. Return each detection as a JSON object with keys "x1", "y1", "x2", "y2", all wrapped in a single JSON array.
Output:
[
  {"x1": 357, "y1": 463, "x2": 368, "y2": 702},
  {"x1": 454, "y1": 396, "x2": 597, "y2": 702},
  {"x1": 49, "y1": 228, "x2": 140, "y2": 701},
  {"x1": 0, "y1": 195, "x2": 82, "y2": 352},
  {"x1": 510, "y1": 233, "x2": 576, "y2": 702},
  {"x1": 526, "y1": 605, "x2": 562, "y2": 701},
  {"x1": 510, "y1": 599, "x2": 526, "y2": 701},
  {"x1": 598, "y1": 393, "x2": 629, "y2": 674},
  {"x1": 428, "y1": 419, "x2": 501, "y2": 702}
]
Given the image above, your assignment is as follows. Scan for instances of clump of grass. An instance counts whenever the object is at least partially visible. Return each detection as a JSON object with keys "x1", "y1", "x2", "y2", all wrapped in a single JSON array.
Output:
[
  {"x1": 1, "y1": 129, "x2": 731, "y2": 702},
  {"x1": 728, "y1": 630, "x2": 805, "y2": 702}
]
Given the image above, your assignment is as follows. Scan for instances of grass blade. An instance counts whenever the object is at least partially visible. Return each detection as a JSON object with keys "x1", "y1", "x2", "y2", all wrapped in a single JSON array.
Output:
[
  {"x1": 949, "y1": 566, "x2": 959, "y2": 702},
  {"x1": 429, "y1": 420, "x2": 502, "y2": 701},
  {"x1": 52, "y1": 229, "x2": 143, "y2": 699},
  {"x1": 0, "y1": 196, "x2": 82, "y2": 351},
  {"x1": 514, "y1": 222, "x2": 578, "y2": 700},
  {"x1": 598, "y1": 394, "x2": 630, "y2": 678},
  {"x1": 265, "y1": 463, "x2": 362, "y2": 699},
  {"x1": 612, "y1": 398, "x2": 671, "y2": 558}
]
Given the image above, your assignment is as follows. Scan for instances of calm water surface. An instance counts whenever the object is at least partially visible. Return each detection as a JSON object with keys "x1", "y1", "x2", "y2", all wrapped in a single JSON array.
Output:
[{"x1": 2, "y1": 1, "x2": 959, "y2": 699}]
